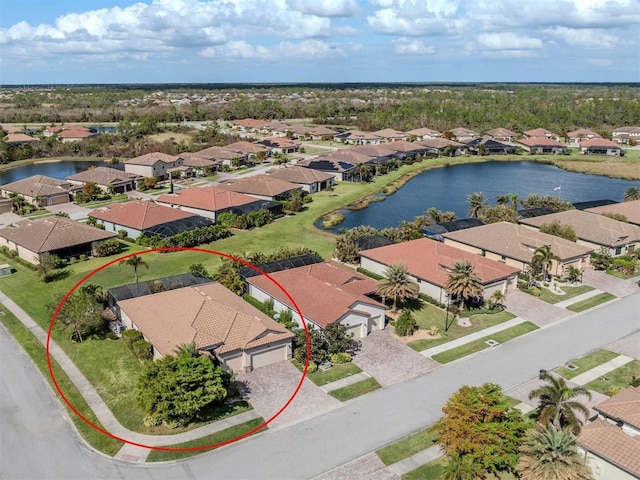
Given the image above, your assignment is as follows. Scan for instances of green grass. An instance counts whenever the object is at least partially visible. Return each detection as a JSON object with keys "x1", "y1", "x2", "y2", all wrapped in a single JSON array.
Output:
[
  {"x1": 295, "y1": 361, "x2": 363, "y2": 386},
  {"x1": 402, "y1": 457, "x2": 446, "y2": 480},
  {"x1": 376, "y1": 427, "x2": 438, "y2": 466},
  {"x1": 79, "y1": 194, "x2": 130, "y2": 208},
  {"x1": 537, "y1": 285, "x2": 594, "y2": 304},
  {"x1": 606, "y1": 269, "x2": 638, "y2": 279},
  {"x1": 585, "y1": 360, "x2": 640, "y2": 396},
  {"x1": 556, "y1": 350, "x2": 620, "y2": 379},
  {"x1": 408, "y1": 309, "x2": 516, "y2": 352},
  {"x1": 0, "y1": 309, "x2": 124, "y2": 456},
  {"x1": 328, "y1": 377, "x2": 381, "y2": 401},
  {"x1": 566, "y1": 292, "x2": 616, "y2": 312},
  {"x1": 432, "y1": 322, "x2": 539, "y2": 364},
  {"x1": 145, "y1": 417, "x2": 266, "y2": 462}
]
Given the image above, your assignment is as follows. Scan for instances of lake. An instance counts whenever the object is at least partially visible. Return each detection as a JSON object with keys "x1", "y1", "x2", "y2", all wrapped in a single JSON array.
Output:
[
  {"x1": 323, "y1": 161, "x2": 639, "y2": 232},
  {"x1": 0, "y1": 160, "x2": 110, "y2": 184}
]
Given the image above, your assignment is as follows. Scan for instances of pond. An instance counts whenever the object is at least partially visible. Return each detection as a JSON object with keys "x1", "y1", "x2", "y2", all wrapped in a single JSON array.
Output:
[
  {"x1": 0, "y1": 160, "x2": 110, "y2": 184},
  {"x1": 321, "y1": 161, "x2": 639, "y2": 232}
]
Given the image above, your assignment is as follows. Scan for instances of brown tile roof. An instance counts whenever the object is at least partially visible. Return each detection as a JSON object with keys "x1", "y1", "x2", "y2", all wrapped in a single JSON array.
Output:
[
  {"x1": 307, "y1": 125, "x2": 339, "y2": 136},
  {"x1": 44, "y1": 124, "x2": 91, "y2": 135},
  {"x1": 594, "y1": 386, "x2": 640, "y2": 429},
  {"x1": 613, "y1": 126, "x2": 640, "y2": 134},
  {"x1": 370, "y1": 128, "x2": 407, "y2": 139},
  {"x1": 443, "y1": 222, "x2": 593, "y2": 263},
  {"x1": 484, "y1": 128, "x2": 518, "y2": 137},
  {"x1": 89, "y1": 200, "x2": 197, "y2": 229},
  {"x1": 224, "y1": 141, "x2": 269, "y2": 155},
  {"x1": 567, "y1": 128, "x2": 601, "y2": 138},
  {"x1": 4, "y1": 133, "x2": 39, "y2": 144},
  {"x1": 58, "y1": 129, "x2": 92, "y2": 139},
  {"x1": 255, "y1": 137, "x2": 300, "y2": 149},
  {"x1": 328, "y1": 149, "x2": 376, "y2": 165},
  {"x1": 195, "y1": 146, "x2": 244, "y2": 161},
  {"x1": 518, "y1": 137, "x2": 566, "y2": 148},
  {"x1": 361, "y1": 238, "x2": 519, "y2": 287},
  {"x1": 405, "y1": 127, "x2": 442, "y2": 137},
  {"x1": 350, "y1": 144, "x2": 398, "y2": 158},
  {"x1": 1, "y1": 175, "x2": 71, "y2": 198},
  {"x1": 218, "y1": 175, "x2": 300, "y2": 198},
  {"x1": 1, "y1": 124, "x2": 22, "y2": 134},
  {"x1": 383, "y1": 140, "x2": 431, "y2": 153},
  {"x1": 248, "y1": 262, "x2": 383, "y2": 328},
  {"x1": 66, "y1": 166, "x2": 142, "y2": 185},
  {"x1": 265, "y1": 166, "x2": 334, "y2": 184},
  {"x1": 579, "y1": 418, "x2": 640, "y2": 477},
  {"x1": 233, "y1": 118, "x2": 272, "y2": 129},
  {"x1": 179, "y1": 152, "x2": 220, "y2": 167},
  {"x1": 156, "y1": 186, "x2": 259, "y2": 212},
  {"x1": 580, "y1": 138, "x2": 621, "y2": 148},
  {"x1": 519, "y1": 210, "x2": 640, "y2": 247},
  {"x1": 418, "y1": 138, "x2": 466, "y2": 149},
  {"x1": 448, "y1": 127, "x2": 478, "y2": 137},
  {"x1": 336, "y1": 130, "x2": 381, "y2": 141},
  {"x1": 0, "y1": 217, "x2": 115, "y2": 253},
  {"x1": 523, "y1": 128, "x2": 560, "y2": 138},
  {"x1": 586, "y1": 200, "x2": 640, "y2": 226},
  {"x1": 125, "y1": 152, "x2": 180, "y2": 166},
  {"x1": 118, "y1": 283, "x2": 293, "y2": 356}
]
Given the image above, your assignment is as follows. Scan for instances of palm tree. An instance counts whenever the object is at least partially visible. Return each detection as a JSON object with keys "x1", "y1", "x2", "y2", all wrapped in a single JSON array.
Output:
[
  {"x1": 375, "y1": 263, "x2": 419, "y2": 313},
  {"x1": 517, "y1": 425, "x2": 593, "y2": 480},
  {"x1": 466, "y1": 192, "x2": 487, "y2": 218},
  {"x1": 427, "y1": 207, "x2": 443, "y2": 223},
  {"x1": 496, "y1": 193, "x2": 510, "y2": 205},
  {"x1": 508, "y1": 192, "x2": 521, "y2": 211},
  {"x1": 528, "y1": 371, "x2": 592, "y2": 434},
  {"x1": 357, "y1": 163, "x2": 372, "y2": 182},
  {"x1": 440, "y1": 454, "x2": 486, "y2": 480},
  {"x1": 445, "y1": 260, "x2": 484, "y2": 309},
  {"x1": 623, "y1": 186, "x2": 640, "y2": 201},
  {"x1": 174, "y1": 341, "x2": 199, "y2": 358},
  {"x1": 490, "y1": 290, "x2": 506, "y2": 308},
  {"x1": 532, "y1": 245, "x2": 560, "y2": 281},
  {"x1": 119, "y1": 255, "x2": 149, "y2": 284},
  {"x1": 564, "y1": 265, "x2": 582, "y2": 284}
]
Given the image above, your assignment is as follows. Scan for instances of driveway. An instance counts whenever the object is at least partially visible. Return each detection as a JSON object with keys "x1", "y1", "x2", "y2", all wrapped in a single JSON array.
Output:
[
  {"x1": 505, "y1": 289, "x2": 571, "y2": 327},
  {"x1": 0, "y1": 211, "x2": 21, "y2": 228},
  {"x1": 582, "y1": 267, "x2": 639, "y2": 298},
  {"x1": 235, "y1": 361, "x2": 340, "y2": 430},
  {"x1": 605, "y1": 331, "x2": 640, "y2": 359},
  {"x1": 352, "y1": 329, "x2": 439, "y2": 387},
  {"x1": 44, "y1": 202, "x2": 90, "y2": 220}
]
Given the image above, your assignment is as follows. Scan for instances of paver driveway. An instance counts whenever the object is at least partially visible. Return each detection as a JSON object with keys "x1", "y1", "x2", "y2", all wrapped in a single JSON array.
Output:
[
  {"x1": 505, "y1": 289, "x2": 571, "y2": 327},
  {"x1": 583, "y1": 268, "x2": 639, "y2": 298},
  {"x1": 605, "y1": 331, "x2": 640, "y2": 359}
]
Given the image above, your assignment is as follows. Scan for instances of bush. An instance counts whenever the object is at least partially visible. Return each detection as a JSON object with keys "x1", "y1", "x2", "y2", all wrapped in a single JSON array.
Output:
[
  {"x1": 79, "y1": 254, "x2": 87, "y2": 261},
  {"x1": 356, "y1": 267, "x2": 384, "y2": 280},
  {"x1": 132, "y1": 339, "x2": 153, "y2": 361},
  {"x1": 329, "y1": 352, "x2": 352, "y2": 364},
  {"x1": 394, "y1": 310, "x2": 417, "y2": 337},
  {"x1": 418, "y1": 293, "x2": 446, "y2": 309},
  {"x1": 117, "y1": 230, "x2": 128, "y2": 240},
  {"x1": 93, "y1": 239, "x2": 122, "y2": 257},
  {"x1": 307, "y1": 361, "x2": 318, "y2": 373},
  {"x1": 122, "y1": 329, "x2": 144, "y2": 348}
]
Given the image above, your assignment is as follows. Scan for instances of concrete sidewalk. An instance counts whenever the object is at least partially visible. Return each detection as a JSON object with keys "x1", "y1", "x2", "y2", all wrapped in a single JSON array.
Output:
[
  {"x1": 570, "y1": 355, "x2": 634, "y2": 386},
  {"x1": 555, "y1": 289, "x2": 605, "y2": 309},
  {"x1": 319, "y1": 371, "x2": 371, "y2": 393},
  {"x1": 387, "y1": 445, "x2": 444, "y2": 476},
  {"x1": 419, "y1": 316, "x2": 527, "y2": 358}
]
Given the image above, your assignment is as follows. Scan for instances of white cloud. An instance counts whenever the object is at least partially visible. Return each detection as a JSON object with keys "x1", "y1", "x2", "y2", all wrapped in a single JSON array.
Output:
[
  {"x1": 476, "y1": 32, "x2": 543, "y2": 50},
  {"x1": 286, "y1": 0, "x2": 359, "y2": 17},
  {"x1": 544, "y1": 27, "x2": 621, "y2": 49},
  {"x1": 393, "y1": 38, "x2": 435, "y2": 54},
  {"x1": 367, "y1": 0, "x2": 462, "y2": 35},
  {"x1": 199, "y1": 39, "x2": 340, "y2": 60}
]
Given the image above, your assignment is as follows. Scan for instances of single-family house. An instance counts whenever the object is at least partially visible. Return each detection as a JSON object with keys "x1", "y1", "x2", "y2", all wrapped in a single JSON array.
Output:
[
  {"x1": 179, "y1": 152, "x2": 221, "y2": 174},
  {"x1": 3, "y1": 133, "x2": 39, "y2": 145},
  {"x1": 124, "y1": 152, "x2": 184, "y2": 181},
  {"x1": 217, "y1": 175, "x2": 301, "y2": 201},
  {"x1": 43, "y1": 124, "x2": 94, "y2": 143},
  {"x1": 232, "y1": 118, "x2": 273, "y2": 133},
  {"x1": 382, "y1": 140, "x2": 432, "y2": 160},
  {"x1": 578, "y1": 387, "x2": 640, "y2": 480},
  {"x1": 523, "y1": 128, "x2": 562, "y2": 142},
  {"x1": 467, "y1": 137, "x2": 516, "y2": 155},
  {"x1": 156, "y1": 186, "x2": 281, "y2": 221},
  {"x1": 265, "y1": 166, "x2": 334, "y2": 193},
  {"x1": 300, "y1": 125, "x2": 339, "y2": 140},
  {"x1": 328, "y1": 148, "x2": 378, "y2": 166},
  {"x1": 519, "y1": 210, "x2": 640, "y2": 257},
  {"x1": 117, "y1": 282, "x2": 294, "y2": 371},
  {"x1": 360, "y1": 238, "x2": 520, "y2": 305},
  {"x1": 89, "y1": 200, "x2": 214, "y2": 239},
  {"x1": 66, "y1": 167, "x2": 142, "y2": 194},
  {"x1": 1, "y1": 124, "x2": 22, "y2": 134},
  {"x1": 518, "y1": 137, "x2": 568, "y2": 155},
  {"x1": 224, "y1": 141, "x2": 270, "y2": 159},
  {"x1": 580, "y1": 139, "x2": 622, "y2": 157},
  {"x1": 418, "y1": 138, "x2": 468, "y2": 156},
  {"x1": 0, "y1": 217, "x2": 116, "y2": 265},
  {"x1": 586, "y1": 200, "x2": 640, "y2": 227},
  {"x1": 420, "y1": 218, "x2": 486, "y2": 241},
  {"x1": 405, "y1": 127, "x2": 442, "y2": 141},
  {"x1": 443, "y1": 222, "x2": 593, "y2": 275},
  {"x1": 195, "y1": 146, "x2": 248, "y2": 167},
  {"x1": 370, "y1": 128, "x2": 408, "y2": 142},
  {"x1": 247, "y1": 262, "x2": 385, "y2": 339},
  {"x1": 484, "y1": 128, "x2": 518, "y2": 142},
  {"x1": 333, "y1": 130, "x2": 381, "y2": 145},
  {"x1": 446, "y1": 127, "x2": 478, "y2": 143},
  {"x1": 254, "y1": 137, "x2": 300, "y2": 155},
  {"x1": 0, "y1": 175, "x2": 72, "y2": 206},
  {"x1": 612, "y1": 126, "x2": 640, "y2": 145},
  {"x1": 350, "y1": 144, "x2": 399, "y2": 164},
  {"x1": 296, "y1": 156, "x2": 356, "y2": 182},
  {"x1": 567, "y1": 128, "x2": 602, "y2": 145}
]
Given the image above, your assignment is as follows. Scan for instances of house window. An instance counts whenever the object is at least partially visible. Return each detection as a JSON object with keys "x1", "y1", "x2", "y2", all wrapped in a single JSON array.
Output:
[{"x1": 615, "y1": 247, "x2": 622, "y2": 255}]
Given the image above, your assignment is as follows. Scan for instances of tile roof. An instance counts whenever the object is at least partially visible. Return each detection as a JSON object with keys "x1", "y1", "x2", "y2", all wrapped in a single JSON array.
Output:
[
  {"x1": 233, "y1": 118, "x2": 272, "y2": 129},
  {"x1": 335, "y1": 130, "x2": 381, "y2": 141},
  {"x1": 523, "y1": 128, "x2": 560, "y2": 138},
  {"x1": 518, "y1": 137, "x2": 566, "y2": 147},
  {"x1": 224, "y1": 141, "x2": 270, "y2": 155},
  {"x1": 156, "y1": 186, "x2": 259, "y2": 212},
  {"x1": 66, "y1": 166, "x2": 142, "y2": 185},
  {"x1": 297, "y1": 157, "x2": 356, "y2": 173},
  {"x1": 265, "y1": 166, "x2": 334, "y2": 184},
  {"x1": 405, "y1": 127, "x2": 442, "y2": 137},
  {"x1": 0, "y1": 217, "x2": 115, "y2": 253},
  {"x1": 443, "y1": 222, "x2": 593, "y2": 263},
  {"x1": 613, "y1": 126, "x2": 640, "y2": 134},
  {"x1": 448, "y1": 127, "x2": 478, "y2": 137},
  {"x1": 247, "y1": 262, "x2": 383, "y2": 328},
  {"x1": 350, "y1": 144, "x2": 398, "y2": 158},
  {"x1": 89, "y1": 200, "x2": 198, "y2": 229},
  {"x1": 580, "y1": 138, "x2": 621, "y2": 148},
  {"x1": 484, "y1": 128, "x2": 518, "y2": 137},
  {"x1": 195, "y1": 146, "x2": 245, "y2": 161},
  {"x1": 179, "y1": 152, "x2": 220, "y2": 167},
  {"x1": 360, "y1": 237, "x2": 519, "y2": 287},
  {"x1": 4, "y1": 133, "x2": 39, "y2": 144},
  {"x1": 594, "y1": 386, "x2": 640, "y2": 429},
  {"x1": 118, "y1": 283, "x2": 293, "y2": 356},
  {"x1": 579, "y1": 418, "x2": 640, "y2": 477},
  {"x1": 58, "y1": 129, "x2": 92, "y2": 139},
  {"x1": 328, "y1": 149, "x2": 376, "y2": 165},
  {"x1": 218, "y1": 175, "x2": 300, "y2": 198},
  {"x1": 418, "y1": 138, "x2": 466, "y2": 149},
  {"x1": 370, "y1": 128, "x2": 407, "y2": 138},
  {"x1": 255, "y1": 137, "x2": 300, "y2": 149},
  {"x1": 383, "y1": 140, "x2": 431, "y2": 153},
  {"x1": 586, "y1": 200, "x2": 640, "y2": 226},
  {"x1": 125, "y1": 152, "x2": 180, "y2": 166},
  {"x1": 519, "y1": 210, "x2": 640, "y2": 247},
  {"x1": 1, "y1": 175, "x2": 71, "y2": 198},
  {"x1": 567, "y1": 128, "x2": 601, "y2": 138}
]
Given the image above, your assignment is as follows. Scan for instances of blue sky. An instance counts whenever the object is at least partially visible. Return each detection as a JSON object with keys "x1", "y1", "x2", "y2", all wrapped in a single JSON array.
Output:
[{"x1": 1, "y1": 0, "x2": 639, "y2": 84}]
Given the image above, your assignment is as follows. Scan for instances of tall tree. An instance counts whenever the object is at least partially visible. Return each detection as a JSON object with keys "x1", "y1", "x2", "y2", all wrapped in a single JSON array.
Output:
[
  {"x1": 119, "y1": 255, "x2": 149, "y2": 283},
  {"x1": 517, "y1": 425, "x2": 594, "y2": 480},
  {"x1": 445, "y1": 260, "x2": 484, "y2": 309},
  {"x1": 54, "y1": 286, "x2": 105, "y2": 342},
  {"x1": 623, "y1": 186, "x2": 640, "y2": 201},
  {"x1": 528, "y1": 371, "x2": 592, "y2": 435},
  {"x1": 532, "y1": 245, "x2": 560, "y2": 281},
  {"x1": 467, "y1": 192, "x2": 487, "y2": 218},
  {"x1": 375, "y1": 263, "x2": 419, "y2": 313}
]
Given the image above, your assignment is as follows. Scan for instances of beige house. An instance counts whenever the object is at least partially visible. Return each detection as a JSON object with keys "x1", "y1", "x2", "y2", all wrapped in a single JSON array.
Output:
[
  {"x1": 370, "y1": 128, "x2": 408, "y2": 142},
  {"x1": 523, "y1": 128, "x2": 562, "y2": 142},
  {"x1": 333, "y1": 130, "x2": 381, "y2": 145},
  {"x1": 247, "y1": 262, "x2": 385, "y2": 339},
  {"x1": 612, "y1": 126, "x2": 640, "y2": 145},
  {"x1": 580, "y1": 139, "x2": 622, "y2": 157},
  {"x1": 519, "y1": 210, "x2": 640, "y2": 257},
  {"x1": 265, "y1": 166, "x2": 334, "y2": 193},
  {"x1": 360, "y1": 238, "x2": 520, "y2": 304},
  {"x1": 484, "y1": 128, "x2": 518, "y2": 142},
  {"x1": 443, "y1": 222, "x2": 593, "y2": 276},
  {"x1": 118, "y1": 282, "x2": 294, "y2": 372},
  {"x1": 405, "y1": 127, "x2": 442, "y2": 140},
  {"x1": 0, "y1": 175, "x2": 72, "y2": 206},
  {"x1": 66, "y1": 166, "x2": 142, "y2": 194},
  {"x1": 567, "y1": 128, "x2": 601, "y2": 145},
  {"x1": 517, "y1": 137, "x2": 568, "y2": 154},
  {"x1": 124, "y1": 152, "x2": 184, "y2": 180},
  {"x1": 217, "y1": 175, "x2": 301, "y2": 201},
  {"x1": 586, "y1": 200, "x2": 640, "y2": 227}
]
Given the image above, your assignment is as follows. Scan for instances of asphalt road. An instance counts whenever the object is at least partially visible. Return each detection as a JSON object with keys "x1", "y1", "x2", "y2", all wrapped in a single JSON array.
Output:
[{"x1": 1, "y1": 293, "x2": 638, "y2": 480}]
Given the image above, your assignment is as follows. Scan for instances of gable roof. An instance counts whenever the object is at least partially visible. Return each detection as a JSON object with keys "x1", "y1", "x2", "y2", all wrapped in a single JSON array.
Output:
[
  {"x1": 247, "y1": 262, "x2": 383, "y2": 328},
  {"x1": 218, "y1": 175, "x2": 300, "y2": 198},
  {"x1": 156, "y1": 186, "x2": 259, "y2": 212},
  {"x1": 579, "y1": 418, "x2": 640, "y2": 477},
  {"x1": 594, "y1": 386, "x2": 640, "y2": 429},
  {"x1": 265, "y1": 166, "x2": 334, "y2": 185},
  {"x1": 118, "y1": 282, "x2": 293, "y2": 356},
  {"x1": 179, "y1": 152, "x2": 220, "y2": 167},
  {"x1": 89, "y1": 200, "x2": 198, "y2": 230},
  {"x1": 1, "y1": 175, "x2": 71, "y2": 198},
  {"x1": 66, "y1": 166, "x2": 142, "y2": 185},
  {"x1": 519, "y1": 210, "x2": 640, "y2": 247},
  {"x1": 443, "y1": 222, "x2": 593, "y2": 263},
  {"x1": 0, "y1": 217, "x2": 115, "y2": 253},
  {"x1": 586, "y1": 200, "x2": 640, "y2": 226},
  {"x1": 361, "y1": 237, "x2": 519, "y2": 287},
  {"x1": 125, "y1": 152, "x2": 180, "y2": 166}
]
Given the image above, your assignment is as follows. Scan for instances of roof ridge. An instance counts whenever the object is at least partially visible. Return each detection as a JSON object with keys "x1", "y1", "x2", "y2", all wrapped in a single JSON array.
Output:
[{"x1": 35, "y1": 217, "x2": 60, "y2": 253}]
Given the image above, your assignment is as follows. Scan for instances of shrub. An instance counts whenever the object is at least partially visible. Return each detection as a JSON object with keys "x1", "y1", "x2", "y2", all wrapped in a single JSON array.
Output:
[
  {"x1": 307, "y1": 361, "x2": 318, "y2": 373},
  {"x1": 93, "y1": 239, "x2": 122, "y2": 257},
  {"x1": 117, "y1": 229, "x2": 128, "y2": 240},
  {"x1": 356, "y1": 267, "x2": 384, "y2": 280},
  {"x1": 69, "y1": 257, "x2": 77, "y2": 264},
  {"x1": 429, "y1": 325, "x2": 440, "y2": 336},
  {"x1": 143, "y1": 414, "x2": 162, "y2": 427},
  {"x1": 394, "y1": 310, "x2": 417, "y2": 337},
  {"x1": 132, "y1": 339, "x2": 153, "y2": 361},
  {"x1": 79, "y1": 254, "x2": 87, "y2": 261},
  {"x1": 122, "y1": 329, "x2": 144, "y2": 348},
  {"x1": 418, "y1": 293, "x2": 446, "y2": 309},
  {"x1": 329, "y1": 352, "x2": 352, "y2": 364}
]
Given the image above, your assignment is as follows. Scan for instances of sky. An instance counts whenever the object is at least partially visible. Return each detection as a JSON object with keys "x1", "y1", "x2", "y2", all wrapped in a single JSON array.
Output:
[{"x1": 0, "y1": 0, "x2": 639, "y2": 85}]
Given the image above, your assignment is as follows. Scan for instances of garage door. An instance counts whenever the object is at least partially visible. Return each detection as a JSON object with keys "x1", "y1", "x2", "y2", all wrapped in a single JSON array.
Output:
[
  {"x1": 251, "y1": 345, "x2": 286, "y2": 370},
  {"x1": 223, "y1": 354, "x2": 243, "y2": 373},
  {"x1": 346, "y1": 324, "x2": 363, "y2": 339}
]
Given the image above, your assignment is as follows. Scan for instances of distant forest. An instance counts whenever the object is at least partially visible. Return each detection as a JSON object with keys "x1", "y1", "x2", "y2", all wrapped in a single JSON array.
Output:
[{"x1": 1, "y1": 83, "x2": 639, "y2": 136}]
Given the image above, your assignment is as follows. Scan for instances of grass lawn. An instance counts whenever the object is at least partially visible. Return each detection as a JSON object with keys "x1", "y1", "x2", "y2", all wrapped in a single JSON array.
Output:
[
  {"x1": 606, "y1": 269, "x2": 639, "y2": 279},
  {"x1": 329, "y1": 377, "x2": 381, "y2": 401},
  {"x1": 566, "y1": 292, "x2": 616, "y2": 312},
  {"x1": 402, "y1": 457, "x2": 446, "y2": 480},
  {"x1": 556, "y1": 349, "x2": 620, "y2": 379},
  {"x1": 408, "y1": 310, "x2": 516, "y2": 352},
  {"x1": 585, "y1": 360, "x2": 640, "y2": 396},
  {"x1": 537, "y1": 285, "x2": 594, "y2": 304},
  {"x1": 432, "y1": 322, "x2": 539, "y2": 364},
  {"x1": 147, "y1": 132, "x2": 193, "y2": 144},
  {"x1": 145, "y1": 417, "x2": 265, "y2": 462},
  {"x1": 293, "y1": 361, "x2": 362, "y2": 386},
  {"x1": 79, "y1": 194, "x2": 130, "y2": 209},
  {"x1": 376, "y1": 426, "x2": 438, "y2": 466},
  {"x1": 0, "y1": 309, "x2": 124, "y2": 456}
]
